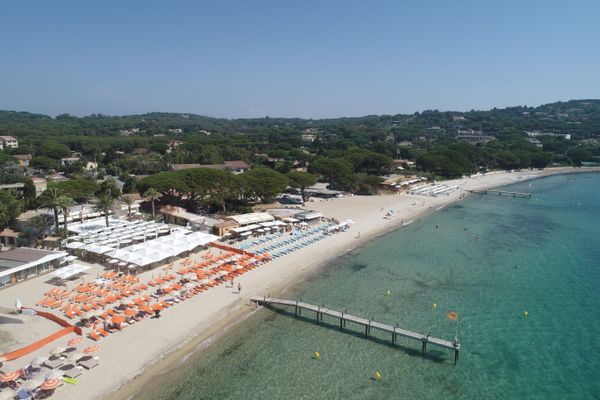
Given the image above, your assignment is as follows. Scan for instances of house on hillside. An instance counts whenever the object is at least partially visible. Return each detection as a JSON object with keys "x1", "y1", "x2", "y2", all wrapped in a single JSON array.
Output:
[
  {"x1": 301, "y1": 134, "x2": 317, "y2": 143},
  {"x1": 14, "y1": 154, "x2": 31, "y2": 167},
  {"x1": 0, "y1": 135, "x2": 18, "y2": 149},
  {"x1": 171, "y1": 160, "x2": 250, "y2": 174},
  {"x1": 61, "y1": 156, "x2": 81, "y2": 166}
]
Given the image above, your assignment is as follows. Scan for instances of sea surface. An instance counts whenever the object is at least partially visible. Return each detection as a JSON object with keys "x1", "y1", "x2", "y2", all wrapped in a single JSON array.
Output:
[{"x1": 135, "y1": 173, "x2": 600, "y2": 400}]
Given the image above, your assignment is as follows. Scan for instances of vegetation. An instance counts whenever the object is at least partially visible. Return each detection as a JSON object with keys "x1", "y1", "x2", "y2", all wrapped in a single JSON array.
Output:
[
  {"x1": 287, "y1": 171, "x2": 317, "y2": 201},
  {"x1": 0, "y1": 99, "x2": 599, "y2": 228},
  {"x1": 57, "y1": 195, "x2": 75, "y2": 237},
  {"x1": 94, "y1": 194, "x2": 115, "y2": 227},
  {"x1": 27, "y1": 214, "x2": 50, "y2": 241},
  {"x1": 38, "y1": 187, "x2": 64, "y2": 234},
  {"x1": 143, "y1": 188, "x2": 161, "y2": 220}
]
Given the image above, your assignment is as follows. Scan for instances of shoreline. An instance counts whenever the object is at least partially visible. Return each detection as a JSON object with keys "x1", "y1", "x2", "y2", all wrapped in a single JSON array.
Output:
[{"x1": 38, "y1": 167, "x2": 599, "y2": 400}]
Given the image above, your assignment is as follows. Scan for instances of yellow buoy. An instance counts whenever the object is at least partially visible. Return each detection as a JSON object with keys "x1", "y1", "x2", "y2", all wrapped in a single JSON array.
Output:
[
  {"x1": 432, "y1": 303, "x2": 437, "y2": 309},
  {"x1": 522, "y1": 311, "x2": 528, "y2": 317},
  {"x1": 375, "y1": 371, "x2": 382, "y2": 381},
  {"x1": 385, "y1": 290, "x2": 391, "y2": 297},
  {"x1": 314, "y1": 351, "x2": 320, "y2": 360}
]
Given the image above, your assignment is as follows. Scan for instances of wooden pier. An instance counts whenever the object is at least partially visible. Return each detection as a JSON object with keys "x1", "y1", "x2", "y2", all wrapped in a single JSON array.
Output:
[
  {"x1": 251, "y1": 297, "x2": 461, "y2": 364},
  {"x1": 466, "y1": 189, "x2": 531, "y2": 198}
]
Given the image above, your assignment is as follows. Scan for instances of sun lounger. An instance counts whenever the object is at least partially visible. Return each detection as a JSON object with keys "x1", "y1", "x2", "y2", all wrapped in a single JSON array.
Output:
[
  {"x1": 89, "y1": 332, "x2": 102, "y2": 341},
  {"x1": 61, "y1": 365, "x2": 83, "y2": 379},
  {"x1": 43, "y1": 358, "x2": 64, "y2": 369},
  {"x1": 77, "y1": 358, "x2": 99, "y2": 370},
  {"x1": 49, "y1": 300, "x2": 63, "y2": 309},
  {"x1": 97, "y1": 328, "x2": 110, "y2": 337}
]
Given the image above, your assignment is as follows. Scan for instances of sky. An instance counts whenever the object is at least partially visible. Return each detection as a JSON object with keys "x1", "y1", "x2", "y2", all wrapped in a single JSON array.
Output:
[{"x1": 1, "y1": 0, "x2": 599, "y2": 119}]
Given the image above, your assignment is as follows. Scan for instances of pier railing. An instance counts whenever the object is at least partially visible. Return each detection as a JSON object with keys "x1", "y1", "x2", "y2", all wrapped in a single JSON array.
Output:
[
  {"x1": 251, "y1": 297, "x2": 460, "y2": 364},
  {"x1": 466, "y1": 189, "x2": 531, "y2": 198}
]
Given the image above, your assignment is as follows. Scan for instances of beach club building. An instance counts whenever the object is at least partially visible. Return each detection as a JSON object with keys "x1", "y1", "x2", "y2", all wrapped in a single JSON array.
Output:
[
  {"x1": 159, "y1": 205, "x2": 222, "y2": 233},
  {"x1": 0, "y1": 247, "x2": 67, "y2": 289},
  {"x1": 220, "y1": 212, "x2": 283, "y2": 238}
]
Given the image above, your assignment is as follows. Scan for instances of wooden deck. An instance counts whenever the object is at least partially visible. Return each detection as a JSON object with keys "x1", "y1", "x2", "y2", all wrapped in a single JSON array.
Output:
[
  {"x1": 251, "y1": 297, "x2": 460, "y2": 364},
  {"x1": 466, "y1": 189, "x2": 531, "y2": 198}
]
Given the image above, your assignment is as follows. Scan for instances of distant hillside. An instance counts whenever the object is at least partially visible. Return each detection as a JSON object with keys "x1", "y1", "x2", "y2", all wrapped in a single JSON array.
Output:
[{"x1": 1, "y1": 99, "x2": 599, "y2": 139}]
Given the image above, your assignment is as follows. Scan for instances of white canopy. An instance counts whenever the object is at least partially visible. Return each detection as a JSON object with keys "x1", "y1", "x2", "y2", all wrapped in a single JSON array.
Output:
[
  {"x1": 83, "y1": 243, "x2": 115, "y2": 254},
  {"x1": 260, "y1": 221, "x2": 287, "y2": 227},
  {"x1": 54, "y1": 263, "x2": 91, "y2": 279}
]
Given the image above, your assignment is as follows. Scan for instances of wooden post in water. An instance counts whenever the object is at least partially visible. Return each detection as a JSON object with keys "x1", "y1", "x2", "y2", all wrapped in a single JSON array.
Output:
[{"x1": 316, "y1": 305, "x2": 320, "y2": 322}]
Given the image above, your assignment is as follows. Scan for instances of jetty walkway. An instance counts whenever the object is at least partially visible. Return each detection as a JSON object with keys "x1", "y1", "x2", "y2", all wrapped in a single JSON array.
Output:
[
  {"x1": 251, "y1": 297, "x2": 461, "y2": 364},
  {"x1": 466, "y1": 189, "x2": 531, "y2": 198}
]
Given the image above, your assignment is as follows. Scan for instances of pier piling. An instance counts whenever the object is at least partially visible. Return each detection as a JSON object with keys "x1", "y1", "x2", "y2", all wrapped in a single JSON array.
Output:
[{"x1": 252, "y1": 297, "x2": 460, "y2": 363}]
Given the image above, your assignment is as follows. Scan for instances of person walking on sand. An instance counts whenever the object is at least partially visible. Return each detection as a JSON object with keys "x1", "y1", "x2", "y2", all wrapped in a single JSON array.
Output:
[
  {"x1": 238, "y1": 283, "x2": 242, "y2": 293},
  {"x1": 231, "y1": 278, "x2": 234, "y2": 288}
]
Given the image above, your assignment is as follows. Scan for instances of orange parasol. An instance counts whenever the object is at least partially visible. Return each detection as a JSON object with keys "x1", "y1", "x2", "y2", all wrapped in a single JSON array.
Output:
[
  {"x1": 40, "y1": 379, "x2": 61, "y2": 390},
  {"x1": 0, "y1": 371, "x2": 20, "y2": 382},
  {"x1": 67, "y1": 337, "x2": 83, "y2": 346},
  {"x1": 84, "y1": 345, "x2": 100, "y2": 354},
  {"x1": 124, "y1": 309, "x2": 136, "y2": 316},
  {"x1": 111, "y1": 315, "x2": 126, "y2": 324}
]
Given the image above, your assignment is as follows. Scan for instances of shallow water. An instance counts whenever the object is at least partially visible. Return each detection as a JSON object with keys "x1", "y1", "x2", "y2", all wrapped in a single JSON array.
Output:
[{"x1": 136, "y1": 173, "x2": 600, "y2": 400}]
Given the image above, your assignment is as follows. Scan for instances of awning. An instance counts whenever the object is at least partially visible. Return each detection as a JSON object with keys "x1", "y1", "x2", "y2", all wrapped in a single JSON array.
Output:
[
  {"x1": 83, "y1": 243, "x2": 115, "y2": 254},
  {"x1": 297, "y1": 211, "x2": 323, "y2": 220},
  {"x1": 260, "y1": 221, "x2": 287, "y2": 227},
  {"x1": 54, "y1": 263, "x2": 91, "y2": 279}
]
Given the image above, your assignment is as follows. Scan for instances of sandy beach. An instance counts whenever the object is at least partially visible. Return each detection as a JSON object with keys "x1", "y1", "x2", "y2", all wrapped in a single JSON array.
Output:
[{"x1": 1, "y1": 167, "x2": 598, "y2": 400}]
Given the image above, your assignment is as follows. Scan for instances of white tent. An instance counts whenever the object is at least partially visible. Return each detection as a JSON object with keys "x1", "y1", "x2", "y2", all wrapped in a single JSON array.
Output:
[
  {"x1": 54, "y1": 263, "x2": 91, "y2": 279},
  {"x1": 83, "y1": 243, "x2": 114, "y2": 254}
]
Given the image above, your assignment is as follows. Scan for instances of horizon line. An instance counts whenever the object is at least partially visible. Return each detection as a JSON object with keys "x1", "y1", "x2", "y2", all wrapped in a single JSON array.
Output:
[{"x1": 2, "y1": 98, "x2": 598, "y2": 121}]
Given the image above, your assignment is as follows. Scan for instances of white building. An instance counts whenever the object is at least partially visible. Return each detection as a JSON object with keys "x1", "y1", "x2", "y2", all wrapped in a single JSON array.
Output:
[
  {"x1": 0, "y1": 248, "x2": 67, "y2": 288},
  {"x1": 0, "y1": 135, "x2": 18, "y2": 149}
]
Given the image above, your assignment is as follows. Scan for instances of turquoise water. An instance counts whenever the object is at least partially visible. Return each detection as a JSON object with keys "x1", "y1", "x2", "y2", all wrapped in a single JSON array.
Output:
[{"x1": 137, "y1": 173, "x2": 600, "y2": 400}]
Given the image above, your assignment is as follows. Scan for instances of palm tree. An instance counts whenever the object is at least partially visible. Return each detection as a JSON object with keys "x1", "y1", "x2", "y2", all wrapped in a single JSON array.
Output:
[
  {"x1": 0, "y1": 203, "x2": 10, "y2": 230},
  {"x1": 28, "y1": 214, "x2": 50, "y2": 243},
  {"x1": 121, "y1": 195, "x2": 135, "y2": 221},
  {"x1": 144, "y1": 188, "x2": 161, "y2": 220},
  {"x1": 38, "y1": 187, "x2": 64, "y2": 234},
  {"x1": 94, "y1": 194, "x2": 115, "y2": 227},
  {"x1": 57, "y1": 195, "x2": 75, "y2": 238}
]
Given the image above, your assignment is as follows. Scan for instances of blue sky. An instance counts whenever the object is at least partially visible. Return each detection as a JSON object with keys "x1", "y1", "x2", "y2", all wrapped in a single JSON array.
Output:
[{"x1": 1, "y1": 0, "x2": 599, "y2": 118}]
